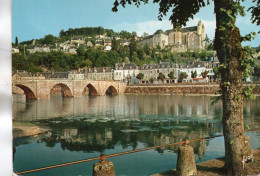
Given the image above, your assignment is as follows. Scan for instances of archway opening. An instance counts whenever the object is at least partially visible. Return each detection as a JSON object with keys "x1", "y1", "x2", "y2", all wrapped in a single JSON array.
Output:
[
  {"x1": 14, "y1": 84, "x2": 36, "y2": 99},
  {"x1": 83, "y1": 84, "x2": 99, "y2": 96},
  {"x1": 50, "y1": 84, "x2": 73, "y2": 97},
  {"x1": 105, "y1": 86, "x2": 118, "y2": 95}
]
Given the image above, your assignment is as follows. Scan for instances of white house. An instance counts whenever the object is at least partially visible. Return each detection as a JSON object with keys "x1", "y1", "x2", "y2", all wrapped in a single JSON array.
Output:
[
  {"x1": 114, "y1": 63, "x2": 139, "y2": 84},
  {"x1": 179, "y1": 63, "x2": 207, "y2": 82}
]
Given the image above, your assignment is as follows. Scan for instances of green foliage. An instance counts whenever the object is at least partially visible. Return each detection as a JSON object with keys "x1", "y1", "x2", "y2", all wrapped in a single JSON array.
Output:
[
  {"x1": 15, "y1": 36, "x2": 18, "y2": 46},
  {"x1": 111, "y1": 37, "x2": 120, "y2": 51},
  {"x1": 241, "y1": 46, "x2": 256, "y2": 78},
  {"x1": 149, "y1": 77, "x2": 154, "y2": 83},
  {"x1": 42, "y1": 34, "x2": 56, "y2": 45},
  {"x1": 243, "y1": 86, "x2": 256, "y2": 100},
  {"x1": 136, "y1": 73, "x2": 144, "y2": 80},
  {"x1": 129, "y1": 34, "x2": 137, "y2": 58},
  {"x1": 201, "y1": 70, "x2": 209, "y2": 78},
  {"x1": 157, "y1": 72, "x2": 165, "y2": 81},
  {"x1": 248, "y1": 0, "x2": 260, "y2": 27},
  {"x1": 180, "y1": 72, "x2": 188, "y2": 80},
  {"x1": 168, "y1": 71, "x2": 175, "y2": 79},
  {"x1": 76, "y1": 47, "x2": 85, "y2": 57},
  {"x1": 191, "y1": 70, "x2": 197, "y2": 79},
  {"x1": 253, "y1": 65, "x2": 260, "y2": 77}
]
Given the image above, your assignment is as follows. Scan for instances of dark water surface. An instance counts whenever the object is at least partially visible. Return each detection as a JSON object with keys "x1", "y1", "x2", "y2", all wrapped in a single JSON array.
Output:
[{"x1": 13, "y1": 94, "x2": 260, "y2": 176}]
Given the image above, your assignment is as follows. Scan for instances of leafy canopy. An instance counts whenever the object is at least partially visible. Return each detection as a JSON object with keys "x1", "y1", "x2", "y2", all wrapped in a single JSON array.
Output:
[{"x1": 112, "y1": 0, "x2": 259, "y2": 30}]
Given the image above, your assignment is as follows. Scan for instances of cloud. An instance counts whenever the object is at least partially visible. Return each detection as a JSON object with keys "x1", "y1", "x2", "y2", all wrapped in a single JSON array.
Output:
[
  {"x1": 113, "y1": 20, "x2": 173, "y2": 36},
  {"x1": 113, "y1": 18, "x2": 216, "y2": 40}
]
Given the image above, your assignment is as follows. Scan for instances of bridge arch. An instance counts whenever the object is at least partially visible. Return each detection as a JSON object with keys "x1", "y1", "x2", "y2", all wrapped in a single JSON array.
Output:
[
  {"x1": 83, "y1": 84, "x2": 99, "y2": 96},
  {"x1": 14, "y1": 84, "x2": 36, "y2": 99},
  {"x1": 105, "y1": 85, "x2": 118, "y2": 95},
  {"x1": 50, "y1": 83, "x2": 73, "y2": 97}
]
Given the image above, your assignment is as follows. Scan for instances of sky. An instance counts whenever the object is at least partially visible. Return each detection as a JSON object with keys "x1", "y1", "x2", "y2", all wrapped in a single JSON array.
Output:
[{"x1": 12, "y1": 0, "x2": 259, "y2": 47}]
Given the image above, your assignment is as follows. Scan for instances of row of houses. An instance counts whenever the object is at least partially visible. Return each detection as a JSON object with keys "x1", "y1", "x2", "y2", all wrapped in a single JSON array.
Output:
[
  {"x1": 13, "y1": 57, "x2": 219, "y2": 84},
  {"x1": 13, "y1": 34, "x2": 131, "y2": 54}
]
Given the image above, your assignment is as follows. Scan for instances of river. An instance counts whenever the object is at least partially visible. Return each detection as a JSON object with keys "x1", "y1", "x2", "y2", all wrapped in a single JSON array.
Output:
[{"x1": 13, "y1": 94, "x2": 260, "y2": 176}]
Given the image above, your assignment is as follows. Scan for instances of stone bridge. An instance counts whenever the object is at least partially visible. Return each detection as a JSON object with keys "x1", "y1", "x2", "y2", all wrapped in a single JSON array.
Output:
[{"x1": 13, "y1": 79, "x2": 127, "y2": 99}]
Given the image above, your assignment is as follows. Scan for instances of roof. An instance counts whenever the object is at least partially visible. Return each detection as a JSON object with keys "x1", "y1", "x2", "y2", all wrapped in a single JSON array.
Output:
[
  {"x1": 123, "y1": 63, "x2": 138, "y2": 70},
  {"x1": 13, "y1": 72, "x2": 32, "y2": 77},
  {"x1": 41, "y1": 72, "x2": 69, "y2": 79},
  {"x1": 181, "y1": 26, "x2": 197, "y2": 32},
  {"x1": 166, "y1": 26, "x2": 198, "y2": 33},
  {"x1": 154, "y1": 29, "x2": 166, "y2": 35}
]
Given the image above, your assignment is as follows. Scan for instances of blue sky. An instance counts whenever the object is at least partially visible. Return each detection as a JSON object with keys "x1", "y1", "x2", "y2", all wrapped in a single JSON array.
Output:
[{"x1": 12, "y1": 0, "x2": 259, "y2": 46}]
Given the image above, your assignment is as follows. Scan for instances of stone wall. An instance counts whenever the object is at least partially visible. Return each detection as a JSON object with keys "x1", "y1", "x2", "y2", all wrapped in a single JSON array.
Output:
[{"x1": 125, "y1": 84, "x2": 260, "y2": 95}]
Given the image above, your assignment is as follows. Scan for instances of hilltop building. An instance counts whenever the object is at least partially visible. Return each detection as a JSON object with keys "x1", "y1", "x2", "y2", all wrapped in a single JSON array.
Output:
[{"x1": 137, "y1": 20, "x2": 205, "y2": 52}]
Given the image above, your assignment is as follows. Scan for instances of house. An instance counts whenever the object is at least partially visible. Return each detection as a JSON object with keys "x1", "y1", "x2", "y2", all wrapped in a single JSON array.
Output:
[
  {"x1": 178, "y1": 62, "x2": 207, "y2": 82},
  {"x1": 71, "y1": 36, "x2": 85, "y2": 46},
  {"x1": 114, "y1": 63, "x2": 139, "y2": 84},
  {"x1": 41, "y1": 72, "x2": 69, "y2": 79},
  {"x1": 27, "y1": 45, "x2": 50, "y2": 53},
  {"x1": 12, "y1": 71, "x2": 45, "y2": 80},
  {"x1": 68, "y1": 72, "x2": 84, "y2": 80},
  {"x1": 12, "y1": 48, "x2": 19, "y2": 53},
  {"x1": 104, "y1": 45, "x2": 112, "y2": 51},
  {"x1": 85, "y1": 67, "x2": 113, "y2": 81},
  {"x1": 86, "y1": 41, "x2": 93, "y2": 48},
  {"x1": 139, "y1": 62, "x2": 178, "y2": 84}
]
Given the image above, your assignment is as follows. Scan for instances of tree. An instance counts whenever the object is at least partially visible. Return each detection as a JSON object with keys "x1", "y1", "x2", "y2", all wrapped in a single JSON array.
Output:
[
  {"x1": 201, "y1": 70, "x2": 209, "y2": 78},
  {"x1": 168, "y1": 71, "x2": 175, "y2": 80},
  {"x1": 129, "y1": 34, "x2": 137, "y2": 58},
  {"x1": 112, "y1": 0, "x2": 259, "y2": 174},
  {"x1": 76, "y1": 46, "x2": 85, "y2": 57},
  {"x1": 143, "y1": 43, "x2": 151, "y2": 55},
  {"x1": 42, "y1": 34, "x2": 55, "y2": 45},
  {"x1": 191, "y1": 70, "x2": 197, "y2": 79},
  {"x1": 157, "y1": 72, "x2": 165, "y2": 82},
  {"x1": 15, "y1": 36, "x2": 18, "y2": 46},
  {"x1": 111, "y1": 37, "x2": 120, "y2": 52},
  {"x1": 136, "y1": 73, "x2": 144, "y2": 80},
  {"x1": 149, "y1": 77, "x2": 154, "y2": 83},
  {"x1": 213, "y1": 66, "x2": 221, "y2": 81},
  {"x1": 180, "y1": 72, "x2": 188, "y2": 81}
]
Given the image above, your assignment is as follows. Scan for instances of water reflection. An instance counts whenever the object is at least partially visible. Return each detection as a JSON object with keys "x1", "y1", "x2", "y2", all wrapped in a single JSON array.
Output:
[
  {"x1": 13, "y1": 95, "x2": 260, "y2": 175},
  {"x1": 13, "y1": 95, "x2": 225, "y2": 121}
]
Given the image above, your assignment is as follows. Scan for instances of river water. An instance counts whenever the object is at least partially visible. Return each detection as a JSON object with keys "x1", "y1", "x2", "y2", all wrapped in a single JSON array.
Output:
[{"x1": 13, "y1": 94, "x2": 260, "y2": 176}]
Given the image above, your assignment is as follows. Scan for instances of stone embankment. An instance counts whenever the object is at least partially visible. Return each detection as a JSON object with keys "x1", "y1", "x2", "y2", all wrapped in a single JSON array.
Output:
[{"x1": 125, "y1": 83, "x2": 260, "y2": 95}]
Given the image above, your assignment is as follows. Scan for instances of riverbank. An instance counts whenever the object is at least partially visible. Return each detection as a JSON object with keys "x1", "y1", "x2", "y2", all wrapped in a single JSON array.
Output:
[
  {"x1": 125, "y1": 83, "x2": 260, "y2": 95},
  {"x1": 151, "y1": 149, "x2": 260, "y2": 176},
  {"x1": 13, "y1": 122, "x2": 48, "y2": 138}
]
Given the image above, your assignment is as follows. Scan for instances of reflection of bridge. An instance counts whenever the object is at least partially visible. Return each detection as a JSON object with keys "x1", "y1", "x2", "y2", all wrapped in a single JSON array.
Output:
[{"x1": 13, "y1": 79, "x2": 127, "y2": 99}]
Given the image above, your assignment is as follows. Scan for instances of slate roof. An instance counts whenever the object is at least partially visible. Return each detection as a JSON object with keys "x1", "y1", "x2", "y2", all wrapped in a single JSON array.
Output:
[
  {"x1": 41, "y1": 72, "x2": 69, "y2": 79},
  {"x1": 154, "y1": 30, "x2": 166, "y2": 35},
  {"x1": 165, "y1": 26, "x2": 198, "y2": 34},
  {"x1": 123, "y1": 63, "x2": 138, "y2": 70},
  {"x1": 181, "y1": 26, "x2": 197, "y2": 32},
  {"x1": 14, "y1": 72, "x2": 32, "y2": 77}
]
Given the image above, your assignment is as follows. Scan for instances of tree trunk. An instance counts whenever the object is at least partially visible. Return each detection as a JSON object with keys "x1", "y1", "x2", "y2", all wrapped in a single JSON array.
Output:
[{"x1": 214, "y1": 0, "x2": 251, "y2": 175}]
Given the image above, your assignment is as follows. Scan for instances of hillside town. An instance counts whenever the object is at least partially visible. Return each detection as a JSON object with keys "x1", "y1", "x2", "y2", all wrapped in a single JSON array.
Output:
[
  {"x1": 12, "y1": 21, "x2": 205, "y2": 54},
  {"x1": 12, "y1": 21, "x2": 260, "y2": 84}
]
